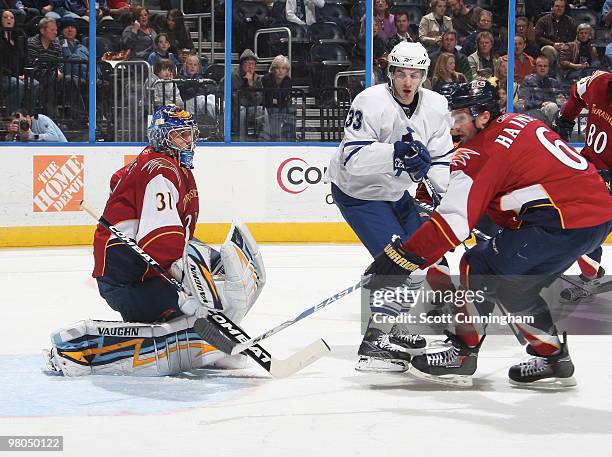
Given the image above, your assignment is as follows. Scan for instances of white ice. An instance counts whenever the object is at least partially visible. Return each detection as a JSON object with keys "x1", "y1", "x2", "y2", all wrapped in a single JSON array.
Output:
[{"x1": 1, "y1": 244, "x2": 612, "y2": 457}]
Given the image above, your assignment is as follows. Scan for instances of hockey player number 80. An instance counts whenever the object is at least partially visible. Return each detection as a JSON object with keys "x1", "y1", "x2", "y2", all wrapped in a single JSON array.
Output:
[
  {"x1": 586, "y1": 124, "x2": 607, "y2": 155},
  {"x1": 535, "y1": 126, "x2": 589, "y2": 171}
]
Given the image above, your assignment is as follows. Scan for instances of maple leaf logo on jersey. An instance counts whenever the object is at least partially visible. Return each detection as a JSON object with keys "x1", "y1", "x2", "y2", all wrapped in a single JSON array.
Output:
[
  {"x1": 450, "y1": 148, "x2": 480, "y2": 168},
  {"x1": 142, "y1": 158, "x2": 183, "y2": 186}
]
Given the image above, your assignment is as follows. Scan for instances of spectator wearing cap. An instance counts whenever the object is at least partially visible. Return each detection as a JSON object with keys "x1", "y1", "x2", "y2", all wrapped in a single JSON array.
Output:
[
  {"x1": 286, "y1": 0, "x2": 324, "y2": 27},
  {"x1": 232, "y1": 48, "x2": 263, "y2": 108},
  {"x1": 229, "y1": 49, "x2": 268, "y2": 140},
  {"x1": 59, "y1": 16, "x2": 88, "y2": 79}
]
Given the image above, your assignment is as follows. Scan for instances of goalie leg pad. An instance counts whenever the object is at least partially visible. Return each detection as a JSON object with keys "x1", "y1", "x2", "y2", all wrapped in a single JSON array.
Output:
[
  {"x1": 46, "y1": 317, "x2": 226, "y2": 377},
  {"x1": 218, "y1": 221, "x2": 266, "y2": 322}
]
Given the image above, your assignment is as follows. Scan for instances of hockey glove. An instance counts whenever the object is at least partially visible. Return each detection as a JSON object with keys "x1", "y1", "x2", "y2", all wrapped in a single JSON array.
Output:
[
  {"x1": 363, "y1": 238, "x2": 427, "y2": 290},
  {"x1": 551, "y1": 111, "x2": 575, "y2": 142},
  {"x1": 393, "y1": 140, "x2": 432, "y2": 182}
]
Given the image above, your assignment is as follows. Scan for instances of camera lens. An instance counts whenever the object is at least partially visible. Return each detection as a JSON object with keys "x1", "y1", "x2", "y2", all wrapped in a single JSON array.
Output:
[{"x1": 19, "y1": 120, "x2": 29, "y2": 131}]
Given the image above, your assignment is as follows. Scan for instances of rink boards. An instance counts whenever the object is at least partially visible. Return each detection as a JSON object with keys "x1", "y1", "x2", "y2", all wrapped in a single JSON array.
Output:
[
  {"x1": 0, "y1": 145, "x2": 357, "y2": 247},
  {"x1": 0, "y1": 144, "x2": 609, "y2": 247}
]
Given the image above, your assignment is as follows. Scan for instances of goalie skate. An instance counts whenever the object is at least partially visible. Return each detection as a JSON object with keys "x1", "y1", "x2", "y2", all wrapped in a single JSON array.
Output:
[
  {"x1": 356, "y1": 327, "x2": 411, "y2": 373},
  {"x1": 408, "y1": 331, "x2": 483, "y2": 387},
  {"x1": 42, "y1": 348, "x2": 63, "y2": 376}
]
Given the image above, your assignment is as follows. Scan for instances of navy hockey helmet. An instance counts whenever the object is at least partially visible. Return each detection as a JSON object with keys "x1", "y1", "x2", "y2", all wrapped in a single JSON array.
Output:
[
  {"x1": 148, "y1": 104, "x2": 199, "y2": 169},
  {"x1": 438, "y1": 80, "x2": 501, "y2": 119}
]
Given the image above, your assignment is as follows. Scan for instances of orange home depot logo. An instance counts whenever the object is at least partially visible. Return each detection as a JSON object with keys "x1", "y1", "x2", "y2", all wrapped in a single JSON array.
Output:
[{"x1": 33, "y1": 155, "x2": 84, "y2": 212}]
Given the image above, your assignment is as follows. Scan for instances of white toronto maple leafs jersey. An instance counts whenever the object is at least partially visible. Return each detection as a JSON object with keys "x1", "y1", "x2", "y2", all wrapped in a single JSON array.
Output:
[{"x1": 326, "y1": 83, "x2": 454, "y2": 201}]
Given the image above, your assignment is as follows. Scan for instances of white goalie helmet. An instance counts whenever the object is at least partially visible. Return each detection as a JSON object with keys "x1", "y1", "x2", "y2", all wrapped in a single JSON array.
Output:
[{"x1": 387, "y1": 41, "x2": 431, "y2": 72}]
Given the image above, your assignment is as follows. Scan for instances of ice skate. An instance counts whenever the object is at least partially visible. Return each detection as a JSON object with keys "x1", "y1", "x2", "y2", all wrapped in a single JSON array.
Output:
[
  {"x1": 408, "y1": 331, "x2": 484, "y2": 387},
  {"x1": 389, "y1": 323, "x2": 427, "y2": 355},
  {"x1": 42, "y1": 348, "x2": 63, "y2": 376},
  {"x1": 508, "y1": 333, "x2": 576, "y2": 389},
  {"x1": 560, "y1": 267, "x2": 605, "y2": 302},
  {"x1": 355, "y1": 327, "x2": 411, "y2": 373}
]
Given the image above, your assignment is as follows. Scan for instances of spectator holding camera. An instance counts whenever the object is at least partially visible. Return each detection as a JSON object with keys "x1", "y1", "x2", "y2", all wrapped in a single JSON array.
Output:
[{"x1": 5, "y1": 109, "x2": 67, "y2": 142}]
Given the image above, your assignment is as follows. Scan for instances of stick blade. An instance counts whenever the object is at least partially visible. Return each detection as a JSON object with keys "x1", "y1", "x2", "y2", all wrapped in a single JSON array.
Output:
[
  {"x1": 269, "y1": 339, "x2": 331, "y2": 378},
  {"x1": 193, "y1": 317, "x2": 236, "y2": 355}
]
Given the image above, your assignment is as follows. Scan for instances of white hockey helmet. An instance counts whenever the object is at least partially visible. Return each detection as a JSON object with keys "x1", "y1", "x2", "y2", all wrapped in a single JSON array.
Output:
[{"x1": 387, "y1": 42, "x2": 431, "y2": 72}]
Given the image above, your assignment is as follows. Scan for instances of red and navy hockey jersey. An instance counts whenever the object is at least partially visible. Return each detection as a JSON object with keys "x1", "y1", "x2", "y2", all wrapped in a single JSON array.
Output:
[{"x1": 93, "y1": 147, "x2": 199, "y2": 281}]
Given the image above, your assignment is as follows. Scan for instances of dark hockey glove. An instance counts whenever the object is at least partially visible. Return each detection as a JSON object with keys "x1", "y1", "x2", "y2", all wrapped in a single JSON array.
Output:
[
  {"x1": 363, "y1": 239, "x2": 427, "y2": 290},
  {"x1": 393, "y1": 140, "x2": 432, "y2": 182},
  {"x1": 551, "y1": 111, "x2": 575, "y2": 142}
]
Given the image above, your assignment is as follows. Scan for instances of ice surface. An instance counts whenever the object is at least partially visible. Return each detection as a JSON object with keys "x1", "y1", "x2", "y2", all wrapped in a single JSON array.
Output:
[{"x1": 1, "y1": 244, "x2": 611, "y2": 456}]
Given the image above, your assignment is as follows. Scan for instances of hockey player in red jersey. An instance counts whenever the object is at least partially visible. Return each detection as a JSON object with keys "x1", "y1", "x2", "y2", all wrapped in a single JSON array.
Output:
[
  {"x1": 93, "y1": 104, "x2": 202, "y2": 323},
  {"x1": 552, "y1": 70, "x2": 611, "y2": 301},
  {"x1": 364, "y1": 80, "x2": 612, "y2": 388},
  {"x1": 45, "y1": 105, "x2": 266, "y2": 377}
]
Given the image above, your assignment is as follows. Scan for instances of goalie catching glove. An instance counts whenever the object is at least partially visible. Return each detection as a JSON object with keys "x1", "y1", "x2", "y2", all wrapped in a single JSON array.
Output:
[{"x1": 364, "y1": 238, "x2": 426, "y2": 290}]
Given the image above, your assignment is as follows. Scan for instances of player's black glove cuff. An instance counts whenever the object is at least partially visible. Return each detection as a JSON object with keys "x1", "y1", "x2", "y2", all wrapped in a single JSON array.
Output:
[
  {"x1": 363, "y1": 239, "x2": 426, "y2": 290},
  {"x1": 551, "y1": 111, "x2": 575, "y2": 142}
]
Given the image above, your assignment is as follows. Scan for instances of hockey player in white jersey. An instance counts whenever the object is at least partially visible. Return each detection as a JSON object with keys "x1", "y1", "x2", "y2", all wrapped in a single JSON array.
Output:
[{"x1": 326, "y1": 42, "x2": 454, "y2": 372}]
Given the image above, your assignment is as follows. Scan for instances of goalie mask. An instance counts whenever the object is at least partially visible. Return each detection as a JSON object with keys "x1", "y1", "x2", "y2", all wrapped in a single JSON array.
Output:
[{"x1": 148, "y1": 104, "x2": 200, "y2": 169}]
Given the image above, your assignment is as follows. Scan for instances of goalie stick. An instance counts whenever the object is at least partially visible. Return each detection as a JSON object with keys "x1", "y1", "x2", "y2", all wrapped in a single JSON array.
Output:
[
  {"x1": 80, "y1": 200, "x2": 329, "y2": 378},
  {"x1": 194, "y1": 279, "x2": 364, "y2": 356}
]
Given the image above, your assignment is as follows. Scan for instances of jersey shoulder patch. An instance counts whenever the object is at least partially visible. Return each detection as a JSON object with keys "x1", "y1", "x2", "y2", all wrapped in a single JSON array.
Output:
[{"x1": 140, "y1": 156, "x2": 183, "y2": 188}]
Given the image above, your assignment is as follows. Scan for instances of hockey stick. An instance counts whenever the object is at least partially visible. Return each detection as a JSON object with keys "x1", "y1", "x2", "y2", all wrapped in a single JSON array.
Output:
[
  {"x1": 415, "y1": 189, "x2": 608, "y2": 298},
  {"x1": 197, "y1": 279, "x2": 364, "y2": 356},
  {"x1": 80, "y1": 200, "x2": 330, "y2": 378}
]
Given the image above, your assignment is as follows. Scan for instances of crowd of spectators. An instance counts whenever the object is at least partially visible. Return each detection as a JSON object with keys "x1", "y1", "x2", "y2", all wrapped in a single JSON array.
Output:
[
  {"x1": 367, "y1": 0, "x2": 609, "y2": 130},
  {"x1": 0, "y1": 0, "x2": 610, "y2": 142}
]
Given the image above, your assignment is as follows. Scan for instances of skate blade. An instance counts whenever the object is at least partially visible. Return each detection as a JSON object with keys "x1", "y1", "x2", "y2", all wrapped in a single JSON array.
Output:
[
  {"x1": 355, "y1": 356, "x2": 409, "y2": 373},
  {"x1": 407, "y1": 365, "x2": 473, "y2": 388},
  {"x1": 41, "y1": 349, "x2": 63, "y2": 376},
  {"x1": 509, "y1": 376, "x2": 577, "y2": 390}
]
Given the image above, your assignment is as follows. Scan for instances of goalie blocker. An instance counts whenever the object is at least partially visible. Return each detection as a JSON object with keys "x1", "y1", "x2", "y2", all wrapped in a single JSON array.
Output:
[{"x1": 45, "y1": 222, "x2": 266, "y2": 377}]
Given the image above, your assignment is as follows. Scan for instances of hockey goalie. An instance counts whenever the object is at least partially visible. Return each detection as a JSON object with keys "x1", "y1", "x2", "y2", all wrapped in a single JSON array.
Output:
[{"x1": 44, "y1": 105, "x2": 266, "y2": 376}]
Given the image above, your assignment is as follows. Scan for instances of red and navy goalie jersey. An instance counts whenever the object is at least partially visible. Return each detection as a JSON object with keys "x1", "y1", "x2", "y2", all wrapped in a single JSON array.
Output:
[
  {"x1": 93, "y1": 147, "x2": 199, "y2": 281},
  {"x1": 560, "y1": 70, "x2": 611, "y2": 170},
  {"x1": 403, "y1": 113, "x2": 612, "y2": 265}
]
